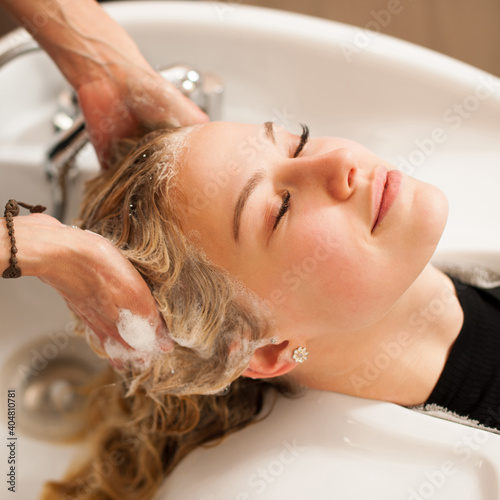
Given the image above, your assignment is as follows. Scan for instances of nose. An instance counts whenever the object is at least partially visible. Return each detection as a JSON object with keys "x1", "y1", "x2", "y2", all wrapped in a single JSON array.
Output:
[{"x1": 280, "y1": 147, "x2": 358, "y2": 201}]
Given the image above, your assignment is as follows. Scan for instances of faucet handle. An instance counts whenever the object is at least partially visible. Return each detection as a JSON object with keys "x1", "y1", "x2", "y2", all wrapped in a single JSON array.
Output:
[{"x1": 158, "y1": 63, "x2": 224, "y2": 121}]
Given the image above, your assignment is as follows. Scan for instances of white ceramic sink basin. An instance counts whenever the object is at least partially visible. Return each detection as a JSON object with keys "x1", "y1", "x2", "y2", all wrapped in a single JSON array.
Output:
[
  {"x1": 160, "y1": 390, "x2": 500, "y2": 500},
  {"x1": 0, "y1": 2, "x2": 499, "y2": 499}
]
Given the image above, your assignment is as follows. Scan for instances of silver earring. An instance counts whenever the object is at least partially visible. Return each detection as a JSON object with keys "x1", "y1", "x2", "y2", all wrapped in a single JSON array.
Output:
[
  {"x1": 292, "y1": 347, "x2": 309, "y2": 363},
  {"x1": 269, "y1": 337, "x2": 277, "y2": 344}
]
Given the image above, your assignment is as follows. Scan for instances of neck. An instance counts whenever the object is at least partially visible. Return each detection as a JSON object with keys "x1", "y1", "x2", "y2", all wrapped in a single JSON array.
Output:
[{"x1": 290, "y1": 263, "x2": 464, "y2": 406}]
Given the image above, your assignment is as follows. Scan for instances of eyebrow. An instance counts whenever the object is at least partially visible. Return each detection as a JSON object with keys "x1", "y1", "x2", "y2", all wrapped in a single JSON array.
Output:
[
  {"x1": 233, "y1": 168, "x2": 266, "y2": 243},
  {"x1": 232, "y1": 122, "x2": 278, "y2": 243},
  {"x1": 264, "y1": 121, "x2": 276, "y2": 144}
]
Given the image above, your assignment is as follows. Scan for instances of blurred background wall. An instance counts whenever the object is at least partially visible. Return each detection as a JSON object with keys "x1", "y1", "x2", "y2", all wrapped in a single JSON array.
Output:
[{"x1": 1, "y1": 0, "x2": 499, "y2": 76}]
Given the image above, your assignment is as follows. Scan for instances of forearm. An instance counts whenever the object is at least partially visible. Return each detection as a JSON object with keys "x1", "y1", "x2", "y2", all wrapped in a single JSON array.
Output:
[{"x1": 1, "y1": 0, "x2": 149, "y2": 90}]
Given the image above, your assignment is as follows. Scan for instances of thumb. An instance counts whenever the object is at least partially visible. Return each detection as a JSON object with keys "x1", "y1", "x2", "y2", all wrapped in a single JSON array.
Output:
[
  {"x1": 155, "y1": 315, "x2": 176, "y2": 353},
  {"x1": 134, "y1": 75, "x2": 210, "y2": 128}
]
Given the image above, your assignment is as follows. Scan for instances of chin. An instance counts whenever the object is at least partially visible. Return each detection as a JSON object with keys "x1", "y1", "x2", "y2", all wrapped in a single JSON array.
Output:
[{"x1": 414, "y1": 181, "x2": 449, "y2": 254}]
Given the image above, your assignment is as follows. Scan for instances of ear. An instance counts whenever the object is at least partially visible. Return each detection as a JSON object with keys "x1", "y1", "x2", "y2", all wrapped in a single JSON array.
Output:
[{"x1": 242, "y1": 340, "x2": 297, "y2": 379}]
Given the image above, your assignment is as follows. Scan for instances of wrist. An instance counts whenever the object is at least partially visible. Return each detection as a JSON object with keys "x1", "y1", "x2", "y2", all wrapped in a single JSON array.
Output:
[
  {"x1": 0, "y1": 219, "x2": 12, "y2": 276},
  {"x1": 0, "y1": 214, "x2": 67, "y2": 279}
]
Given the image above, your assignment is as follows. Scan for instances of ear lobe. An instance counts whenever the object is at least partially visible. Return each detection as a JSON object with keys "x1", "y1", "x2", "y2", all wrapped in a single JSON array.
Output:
[{"x1": 242, "y1": 340, "x2": 297, "y2": 379}]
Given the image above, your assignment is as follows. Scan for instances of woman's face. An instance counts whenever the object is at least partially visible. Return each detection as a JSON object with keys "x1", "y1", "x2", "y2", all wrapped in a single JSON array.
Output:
[{"x1": 175, "y1": 122, "x2": 448, "y2": 340}]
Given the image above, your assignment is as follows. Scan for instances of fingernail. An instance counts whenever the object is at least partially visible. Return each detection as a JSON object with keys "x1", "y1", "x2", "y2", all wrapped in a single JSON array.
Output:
[{"x1": 158, "y1": 332, "x2": 175, "y2": 352}]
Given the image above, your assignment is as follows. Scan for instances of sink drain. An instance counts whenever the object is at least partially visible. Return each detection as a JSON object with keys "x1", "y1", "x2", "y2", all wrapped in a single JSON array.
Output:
[{"x1": 1, "y1": 331, "x2": 110, "y2": 442}]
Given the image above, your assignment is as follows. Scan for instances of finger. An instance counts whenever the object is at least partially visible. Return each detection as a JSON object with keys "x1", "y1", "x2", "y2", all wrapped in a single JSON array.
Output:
[
  {"x1": 154, "y1": 314, "x2": 175, "y2": 353},
  {"x1": 109, "y1": 357, "x2": 124, "y2": 371},
  {"x1": 78, "y1": 80, "x2": 136, "y2": 168},
  {"x1": 171, "y1": 92, "x2": 210, "y2": 126},
  {"x1": 132, "y1": 76, "x2": 209, "y2": 128},
  {"x1": 65, "y1": 299, "x2": 133, "y2": 354}
]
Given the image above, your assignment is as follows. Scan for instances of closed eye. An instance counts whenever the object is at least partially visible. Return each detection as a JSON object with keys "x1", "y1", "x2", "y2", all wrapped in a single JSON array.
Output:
[
  {"x1": 293, "y1": 123, "x2": 309, "y2": 158},
  {"x1": 271, "y1": 123, "x2": 309, "y2": 233},
  {"x1": 272, "y1": 190, "x2": 291, "y2": 231}
]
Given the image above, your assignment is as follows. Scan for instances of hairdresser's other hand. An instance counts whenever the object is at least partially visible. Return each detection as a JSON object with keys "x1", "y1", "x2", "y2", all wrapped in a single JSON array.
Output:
[
  {"x1": 6, "y1": 214, "x2": 171, "y2": 356},
  {"x1": 77, "y1": 69, "x2": 208, "y2": 169},
  {"x1": 1, "y1": 0, "x2": 208, "y2": 169}
]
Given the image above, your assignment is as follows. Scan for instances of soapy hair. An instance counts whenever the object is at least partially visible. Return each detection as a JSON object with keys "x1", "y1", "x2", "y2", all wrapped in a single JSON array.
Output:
[{"x1": 41, "y1": 128, "x2": 298, "y2": 500}]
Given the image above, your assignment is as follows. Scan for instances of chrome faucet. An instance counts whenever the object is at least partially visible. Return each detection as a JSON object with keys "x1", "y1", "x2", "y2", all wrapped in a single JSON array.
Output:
[
  {"x1": 0, "y1": 27, "x2": 38, "y2": 67},
  {"x1": 0, "y1": 28, "x2": 224, "y2": 221},
  {"x1": 158, "y1": 63, "x2": 224, "y2": 122}
]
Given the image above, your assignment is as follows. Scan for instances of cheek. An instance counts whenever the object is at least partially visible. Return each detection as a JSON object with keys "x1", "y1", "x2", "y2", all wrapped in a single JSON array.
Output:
[
  {"x1": 280, "y1": 218, "x2": 373, "y2": 324},
  {"x1": 291, "y1": 217, "x2": 401, "y2": 332},
  {"x1": 313, "y1": 238, "x2": 378, "y2": 328}
]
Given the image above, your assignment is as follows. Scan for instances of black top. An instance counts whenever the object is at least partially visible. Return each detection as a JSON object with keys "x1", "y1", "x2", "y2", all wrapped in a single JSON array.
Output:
[{"x1": 424, "y1": 275, "x2": 500, "y2": 431}]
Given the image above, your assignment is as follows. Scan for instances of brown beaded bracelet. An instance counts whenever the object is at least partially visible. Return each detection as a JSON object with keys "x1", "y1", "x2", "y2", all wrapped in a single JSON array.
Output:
[{"x1": 2, "y1": 199, "x2": 47, "y2": 279}]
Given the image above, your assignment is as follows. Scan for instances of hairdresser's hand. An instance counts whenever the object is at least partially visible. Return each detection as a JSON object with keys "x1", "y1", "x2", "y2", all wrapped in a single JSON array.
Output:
[
  {"x1": 77, "y1": 69, "x2": 208, "y2": 169},
  {"x1": 2, "y1": 0, "x2": 208, "y2": 169},
  {"x1": 6, "y1": 214, "x2": 173, "y2": 358}
]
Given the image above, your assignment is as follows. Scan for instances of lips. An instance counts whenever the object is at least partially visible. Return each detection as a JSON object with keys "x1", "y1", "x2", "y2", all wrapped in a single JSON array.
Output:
[{"x1": 371, "y1": 167, "x2": 403, "y2": 232}]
